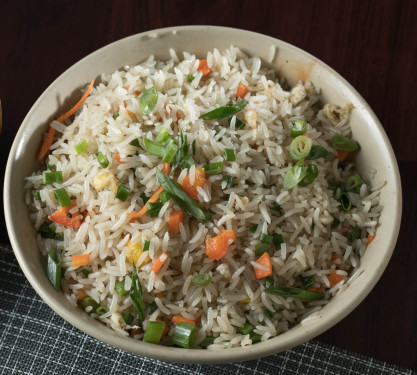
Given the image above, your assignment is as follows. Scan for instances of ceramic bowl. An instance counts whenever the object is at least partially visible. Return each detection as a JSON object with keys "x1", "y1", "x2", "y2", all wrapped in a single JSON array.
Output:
[{"x1": 4, "y1": 26, "x2": 402, "y2": 363}]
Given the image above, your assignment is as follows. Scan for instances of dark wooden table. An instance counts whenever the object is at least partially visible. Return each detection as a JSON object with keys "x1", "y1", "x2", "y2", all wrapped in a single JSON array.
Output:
[{"x1": 1, "y1": 0, "x2": 416, "y2": 370}]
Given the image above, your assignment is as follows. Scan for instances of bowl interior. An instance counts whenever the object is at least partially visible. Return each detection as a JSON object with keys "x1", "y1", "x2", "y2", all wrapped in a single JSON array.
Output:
[{"x1": 4, "y1": 26, "x2": 402, "y2": 363}]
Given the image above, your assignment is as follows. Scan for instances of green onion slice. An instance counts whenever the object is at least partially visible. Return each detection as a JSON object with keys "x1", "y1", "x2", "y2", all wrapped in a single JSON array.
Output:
[
  {"x1": 283, "y1": 159, "x2": 306, "y2": 190},
  {"x1": 237, "y1": 323, "x2": 254, "y2": 335},
  {"x1": 204, "y1": 162, "x2": 223, "y2": 175},
  {"x1": 332, "y1": 218, "x2": 341, "y2": 228},
  {"x1": 96, "y1": 306, "x2": 109, "y2": 315},
  {"x1": 340, "y1": 192, "x2": 352, "y2": 211},
  {"x1": 332, "y1": 135, "x2": 359, "y2": 152},
  {"x1": 38, "y1": 222, "x2": 56, "y2": 239},
  {"x1": 46, "y1": 248, "x2": 62, "y2": 291},
  {"x1": 97, "y1": 152, "x2": 109, "y2": 168},
  {"x1": 291, "y1": 120, "x2": 307, "y2": 137},
  {"x1": 53, "y1": 188, "x2": 72, "y2": 207},
  {"x1": 34, "y1": 190, "x2": 42, "y2": 201},
  {"x1": 264, "y1": 286, "x2": 324, "y2": 300},
  {"x1": 172, "y1": 322, "x2": 196, "y2": 348},
  {"x1": 199, "y1": 100, "x2": 248, "y2": 120},
  {"x1": 191, "y1": 273, "x2": 212, "y2": 287},
  {"x1": 123, "y1": 312, "x2": 134, "y2": 325},
  {"x1": 250, "y1": 333, "x2": 262, "y2": 343},
  {"x1": 288, "y1": 135, "x2": 312, "y2": 160},
  {"x1": 265, "y1": 309, "x2": 275, "y2": 319},
  {"x1": 221, "y1": 175, "x2": 235, "y2": 190},
  {"x1": 112, "y1": 112, "x2": 119, "y2": 119},
  {"x1": 255, "y1": 243, "x2": 269, "y2": 256},
  {"x1": 187, "y1": 73, "x2": 195, "y2": 82},
  {"x1": 43, "y1": 171, "x2": 63, "y2": 185},
  {"x1": 129, "y1": 139, "x2": 140, "y2": 147},
  {"x1": 140, "y1": 193, "x2": 149, "y2": 204},
  {"x1": 306, "y1": 145, "x2": 329, "y2": 160},
  {"x1": 199, "y1": 336, "x2": 216, "y2": 348},
  {"x1": 163, "y1": 141, "x2": 179, "y2": 164},
  {"x1": 171, "y1": 130, "x2": 189, "y2": 174},
  {"x1": 144, "y1": 321, "x2": 166, "y2": 344},
  {"x1": 78, "y1": 268, "x2": 90, "y2": 277},
  {"x1": 179, "y1": 156, "x2": 196, "y2": 169},
  {"x1": 143, "y1": 240, "x2": 150, "y2": 251},
  {"x1": 79, "y1": 297, "x2": 99, "y2": 310},
  {"x1": 74, "y1": 139, "x2": 88, "y2": 155},
  {"x1": 115, "y1": 280, "x2": 129, "y2": 296},
  {"x1": 228, "y1": 116, "x2": 246, "y2": 129},
  {"x1": 298, "y1": 164, "x2": 319, "y2": 187},
  {"x1": 191, "y1": 139, "x2": 196, "y2": 155},
  {"x1": 299, "y1": 272, "x2": 315, "y2": 288},
  {"x1": 148, "y1": 301, "x2": 158, "y2": 314},
  {"x1": 265, "y1": 276, "x2": 274, "y2": 289},
  {"x1": 156, "y1": 169, "x2": 207, "y2": 221},
  {"x1": 140, "y1": 86, "x2": 158, "y2": 116},
  {"x1": 143, "y1": 138, "x2": 166, "y2": 158},
  {"x1": 272, "y1": 233, "x2": 283, "y2": 250},
  {"x1": 248, "y1": 225, "x2": 258, "y2": 234},
  {"x1": 348, "y1": 228, "x2": 362, "y2": 243},
  {"x1": 156, "y1": 128, "x2": 171, "y2": 143},
  {"x1": 346, "y1": 174, "x2": 363, "y2": 191},
  {"x1": 223, "y1": 148, "x2": 236, "y2": 162},
  {"x1": 130, "y1": 264, "x2": 145, "y2": 328},
  {"x1": 159, "y1": 191, "x2": 171, "y2": 203},
  {"x1": 147, "y1": 201, "x2": 163, "y2": 217},
  {"x1": 270, "y1": 202, "x2": 281, "y2": 211},
  {"x1": 259, "y1": 233, "x2": 273, "y2": 244},
  {"x1": 116, "y1": 184, "x2": 131, "y2": 202}
]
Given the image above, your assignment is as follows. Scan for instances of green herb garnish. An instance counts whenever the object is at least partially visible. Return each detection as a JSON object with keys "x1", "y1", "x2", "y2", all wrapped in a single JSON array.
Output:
[
  {"x1": 199, "y1": 100, "x2": 248, "y2": 120},
  {"x1": 139, "y1": 86, "x2": 158, "y2": 116}
]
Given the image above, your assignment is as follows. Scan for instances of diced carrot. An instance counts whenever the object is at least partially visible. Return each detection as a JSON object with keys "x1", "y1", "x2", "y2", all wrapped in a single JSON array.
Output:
[
  {"x1": 151, "y1": 253, "x2": 168, "y2": 273},
  {"x1": 74, "y1": 289, "x2": 88, "y2": 301},
  {"x1": 307, "y1": 286, "x2": 323, "y2": 294},
  {"x1": 38, "y1": 79, "x2": 95, "y2": 161},
  {"x1": 168, "y1": 210, "x2": 184, "y2": 234},
  {"x1": 49, "y1": 201, "x2": 82, "y2": 228},
  {"x1": 368, "y1": 234, "x2": 375, "y2": 244},
  {"x1": 253, "y1": 252, "x2": 272, "y2": 280},
  {"x1": 72, "y1": 254, "x2": 90, "y2": 268},
  {"x1": 331, "y1": 255, "x2": 342, "y2": 267},
  {"x1": 302, "y1": 133, "x2": 309, "y2": 137},
  {"x1": 236, "y1": 84, "x2": 250, "y2": 99},
  {"x1": 172, "y1": 314, "x2": 196, "y2": 326},
  {"x1": 156, "y1": 317, "x2": 170, "y2": 336},
  {"x1": 181, "y1": 168, "x2": 207, "y2": 200},
  {"x1": 126, "y1": 164, "x2": 171, "y2": 219},
  {"x1": 205, "y1": 234, "x2": 230, "y2": 261},
  {"x1": 130, "y1": 328, "x2": 141, "y2": 337},
  {"x1": 219, "y1": 229, "x2": 236, "y2": 244},
  {"x1": 337, "y1": 150, "x2": 350, "y2": 161},
  {"x1": 197, "y1": 59, "x2": 211, "y2": 76},
  {"x1": 155, "y1": 292, "x2": 163, "y2": 298},
  {"x1": 134, "y1": 90, "x2": 141, "y2": 95},
  {"x1": 114, "y1": 154, "x2": 126, "y2": 164},
  {"x1": 124, "y1": 109, "x2": 137, "y2": 119},
  {"x1": 327, "y1": 270, "x2": 344, "y2": 287}
]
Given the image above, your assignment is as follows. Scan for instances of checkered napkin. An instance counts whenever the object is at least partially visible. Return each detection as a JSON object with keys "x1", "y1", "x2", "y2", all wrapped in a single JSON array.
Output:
[{"x1": 0, "y1": 243, "x2": 414, "y2": 375}]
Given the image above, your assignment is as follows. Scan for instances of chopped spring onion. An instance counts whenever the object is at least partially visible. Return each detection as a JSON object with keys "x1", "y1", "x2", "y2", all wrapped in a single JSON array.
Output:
[
  {"x1": 340, "y1": 192, "x2": 352, "y2": 211},
  {"x1": 199, "y1": 100, "x2": 248, "y2": 120},
  {"x1": 237, "y1": 323, "x2": 254, "y2": 335},
  {"x1": 96, "y1": 306, "x2": 109, "y2": 315},
  {"x1": 47, "y1": 163, "x2": 54, "y2": 170},
  {"x1": 143, "y1": 138, "x2": 166, "y2": 158},
  {"x1": 290, "y1": 120, "x2": 307, "y2": 137},
  {"x1": 116, "y1": 184, "x2": 131, "y2": 202},
  {"x1": 346, "y1": 174, "x2": 363, "y2": 191},
  {"x1": 332, "y1": 135, "x2": 359, "y2": 151},
  {"x1": 115, "y1": 281, "x2": 129, "y2": 296},
  {"x1": 259, "y1": 233, "x2": 273, "y2": 244},
  {"x1": 248, "y1": 225, "x2": 258, "y2": 234},
  {"x1": 272, "y1": 233, "x2": 283, "y2": 250},
  {"x1": 179, "y1": 155, "x2": 196, "y2": 169},
  {"x1": 139, "y1": 86, "x2": 158, "y2": 116},
  {"x1": 143, "y1": 240, "x2": 150, "y2": 251},
  {"x1": 53, "y1": 188, "x2": 72, "y2": 207},
  {"x1": 228, "y1": 116, "x2": 246, "y2": 130},
  {"x1": 172, "y1": 322, "x2": 196, "y2": 348},
  {"x1": 255, "y1": 242, "x2": 269, "y2": 256},
  {"x1": 191, "y1": 139, "x2": 196, "y2": 155},
  {"x1": 146, "y1": 201, "x2": 163, "y2": 217},
  {"x1": 171, "y1": 130, "x2": 188, "y2": 173},
  {"x1": 298, "y1": 164, "x2": 319, "y2": 187},
  {"x1": 264, "y1": 286, "x2": 324, "y2": 300},
  {"x1": 265, "y1": 276, "x2": 274, "y2": 288},
  {"x1": 156, "y1": 127, "x2": 171, "y2": 143},
  {"x1": 34, "y1": 190, "x2": 41, "y2": 201},
  {"x1": 204, "y1": 162, "x2": 223, "y2": 175},
  {"x1": 129, "y1": 139, "x2": 140, "y2": 147},
  {"x1": 306, "y1": 145, "x2": 329, "y2": 160},
  {"x1": 348, "y1": 228, "x2": 362, "y2": 243},
  {"x1": 112, "y1": 112, "x2": 119, "y2": 119},
  {"x1": 288, "y1": 135, "x2": 312, "y2": 160},
  {"x1": 199, "y1": 336, "x2": 216, "y2": 348},
  {"x1": 43, "y1": 171, "x2": 63, "y2": 185},
  {"x1": 283, "y1": 159, "x2": 306, "y2": 190},
  {"x1": 140, "y1": 193, "x2": 149, "y2": 204},
  {"x1": 123, "y1": 312, "x2": 134, "y2": 325},
  {"x1": 74, "y1": 139, "x2": 88, "y2": 155},
  {"x1": 96, "y1": 152, "x2": 109, "y2": 168},
  {"x1": 221, "y1": 175, "x2": 235, "y2": 189},
  {"x1": 162, "y1": 141, "x2": 179, "y2": 163},
  {"x1": 250, "y1": 333, "x2": 262, "y2": 343},
  {"x1": 265, "y1": 309, "x2": 275, "y2": 319},
  {"x1": 223, "y1": 148, "x2": 236, "y2": 161},
  {"x1": 191, "y1": 273, "x2": 212, "y2": 287},
  {"x1": 46, "y1": 248, "x2": 62, "y2": 291},
  {"x1": 144, "y1": 321, "x2": 166, "y2": 344},
  {"x1": 78, "y1": 268, "x2": 90, "y2": 277},
  {"x1": 270, "y1": 202, "x2": 281, "y2": 211},
  {"x1": 187, "y1": 73, "x2": 195, "y2": 82},
  {"x1": 148, "y1": 301, "x2": 158, "y2": 314},
  {"x1": 299, "y1": 272, "x2": 315, "y2": 288},
  {"x1": 159, "y1": 191, "x2": 171, "y2": 203},
  {"x1": 130, "y1": 264, "x2": 145, "y2": 328},
  {"x1": 38, "y1": 222, "x2": 56, "y2": 239},
  {"x1": 332, "y1": 218, "x2": 341, "y2": 228},
  {"x1": 79, "y1": 297, "x2": 99, "y2": 310}
]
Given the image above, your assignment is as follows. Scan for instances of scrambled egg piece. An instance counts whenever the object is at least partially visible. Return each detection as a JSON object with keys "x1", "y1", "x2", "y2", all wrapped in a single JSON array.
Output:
[
  {"x1": 290, "y1": 83, "x2": 307, "y2": 106},
  {"x1": 93, "y1": 171, "x2": 118, "y2": 194},
  {"x1": 323, "y1": 103, "x2": 354, "y2": 125},
  {"x1": 127, "y1": 239, "x2": 151, "y2": 267},
  {"x1": 245, "y1": 109, "x2": 257, "y2": 129}
]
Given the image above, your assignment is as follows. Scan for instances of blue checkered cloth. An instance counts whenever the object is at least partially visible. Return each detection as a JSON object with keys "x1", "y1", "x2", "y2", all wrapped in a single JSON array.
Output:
[{"x1": 0, "y1": 244, "x2": 414, "y2": 375}]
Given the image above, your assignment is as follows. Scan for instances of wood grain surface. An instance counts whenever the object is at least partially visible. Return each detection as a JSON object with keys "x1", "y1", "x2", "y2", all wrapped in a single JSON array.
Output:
[{"x1": 1, "y1": 0, "x2": 416, "y2": 370}]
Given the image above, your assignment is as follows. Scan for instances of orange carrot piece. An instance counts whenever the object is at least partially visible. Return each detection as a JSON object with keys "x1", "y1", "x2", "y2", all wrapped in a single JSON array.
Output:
[
  {"x1": 124, "y1": 109, "x2": 137, "y2": 119},
  {"x1": 38, "y1": 79, "x2": 95, "y2": 161},
  {"x1": 181, "y1": 168, "x2": 207, "y2": 200},
  {"x1": 307, "y1": 286, "x2": 323, "y2": 294},
  {"x1": 302, "y1": 133, "x2": 309, "y2": 137},
  {"x1": 130, "y1": 328, "x2": 141, "y2": 337},
  {"x1": 126, "y1": 164, "x2": 171, "y2": 218},
  {"x1": 114, "y1": 154, "x2": 126, "y2": 164},
  {"x1": 72, "y1": 254, "x2": 90, "y2": 268},
  {"x1": 151, "y1": 253, "x2": 168, "y2": 273},
  {"x1": 337, "y1": 150, "x2": 350, "y2": 161},
  {"x1": 49, "y1": 201, "x2": 82, "y2": 228},
  {"x1": 331, "y1": 255, "x2": 342, "y2": 267},
  {"x1": 253, "y1": 252, "x2": 272, "y2": 280},
  {"x1": 197, "y1": 59, "x2": 211, "y2": 76},
  {"x1": 236, "y1": 84, "x2": 250, "y2": 99},
  {"x1": 367, "y1": 234, "x2": 375, "y2": 244},
  {"x1": 205, "y1": 234, "x2": 229, "y2": 261},
  {"x1": 219, "y1": 229, "x2": 236, "y2": 244},
  {"x1": 172, "y1": 314, "x2": 196, "y2": 326},
  {"x1": 74, "y1": 289, "x2": 88, "y2": 301},
  {"x1": 168, "y1": 210, "x2": 184, "y2": 234},
  {"x1": 156, "y1": 317, "x2": 170, "y2": 336},
  {"x1": 327, "y1": 270, "x2": 344, "y2": 287}
]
